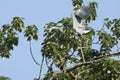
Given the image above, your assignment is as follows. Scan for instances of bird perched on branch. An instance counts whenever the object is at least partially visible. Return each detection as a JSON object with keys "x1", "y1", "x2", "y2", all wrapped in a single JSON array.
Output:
[{"x1": 72, "y1": 6, "x2": 91, "y2": 36}]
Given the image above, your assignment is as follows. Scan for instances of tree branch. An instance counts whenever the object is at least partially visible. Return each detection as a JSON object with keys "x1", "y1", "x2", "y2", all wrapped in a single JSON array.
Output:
[
  {"x1": 67, "y1": 52, "x2": 120, "y2": 72},
  {"x1": 60, "y1": 50, "x2": 75, "y2": 71},
  {"x1": 38, "y1": 56, "x2": 44, "y2": 80},
  {"x1": 49, "y1": 52, "x2": 120, "y2": 79},
  {"x1": 80, "y1": 47, "x2": 85, "y2": 62},
  {"x1": 29, "y1": 41, "x2": 43, "y2": 80},
  {"x1": 29, "y1": 41, "x2": 40, "y2": 66},
  {"x1": 93, "y1": 52, "x2": 120, "y2": 60}
]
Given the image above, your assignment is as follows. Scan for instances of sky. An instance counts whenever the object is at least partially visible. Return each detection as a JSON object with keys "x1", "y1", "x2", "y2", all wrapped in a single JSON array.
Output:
[{"x1": 0, "y1": 0, "x2": 120, "y2": 80}]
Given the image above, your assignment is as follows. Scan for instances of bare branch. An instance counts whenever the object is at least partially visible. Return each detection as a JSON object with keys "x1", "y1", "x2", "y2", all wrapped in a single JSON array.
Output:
[
  {"x1": 93, "y1": 52, "x2": 120, "y2": 60},
  {"x1": 67, "y1": 52, "x2": 120, "y2": 72},
  {"x1": 46, "y1": 58, "x2": 54, "y2": 72},
  {"x1": 66, "y1": 61, "x2": 92, "y2": 72},
  {"x1": 116, "y1": 45, "x2": 120, "y2": 52},
  {"x1": 29, "y1": 41, "x2": 40, "y2": 66},
  {"x1": 45, "y1": 57, "x2": 49, "y2": 68},
  {"x1": 80, "y1": 47, "x2": 85, "y2": 62},
  {"x1": 38, "y1": 56, "x2": 44, "y2": 80},
  {"x1": 68, "y1": 50, "x2": 75, "y2": 58},
  {"x1": 29, "y1": 41, "x2": 43, "y2": 80},
  {"x1": 49, "y1": 52, "x2": 120, "y2": 79},
  {"x1": 61, "y1": 50, "x2": 75, "y2": 71}
]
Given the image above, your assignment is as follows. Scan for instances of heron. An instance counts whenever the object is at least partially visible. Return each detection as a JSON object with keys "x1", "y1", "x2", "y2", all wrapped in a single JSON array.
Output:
[
  {"x1": 72, "y1": 6, "x2": 91, "y2": 36},
  {"x1": 72, "y1": 6, "x2": 92, "y2": 62}
]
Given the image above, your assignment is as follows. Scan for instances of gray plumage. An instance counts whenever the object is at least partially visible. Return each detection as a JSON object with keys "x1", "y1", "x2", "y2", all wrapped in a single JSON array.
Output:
[
  {"x1": 74, "y1": 6, "x2": 91, "y2": 19},
  {"x1": 72, "y1": 6, "x2": 91, "y2": 35}
]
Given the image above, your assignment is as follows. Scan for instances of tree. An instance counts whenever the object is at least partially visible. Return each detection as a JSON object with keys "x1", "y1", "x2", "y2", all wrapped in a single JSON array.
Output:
[
  {"x1": 0, "y1": 76, "x2": 11, "y2": 80},
  {"x1": 0, "y1": 0, "x2": 120, "y2": 80}
]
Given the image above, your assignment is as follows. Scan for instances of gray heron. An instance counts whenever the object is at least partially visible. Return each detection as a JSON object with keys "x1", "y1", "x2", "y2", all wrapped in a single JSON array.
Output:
[{"x1": 72, "y1": 6, "x2": 91, "y2": 36}]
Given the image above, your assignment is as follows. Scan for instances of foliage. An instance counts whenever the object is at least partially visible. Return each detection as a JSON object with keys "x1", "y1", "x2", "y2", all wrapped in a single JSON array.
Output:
[
  {"x1": 0, "y1": 17, "x2": 24, "y2": 58},
  {"x1": 41, "y1": 0, "x2": 120, "y2": 80},
  {"x1": 24, "y1": 25, "x2": 38, "y2": 41},
  {"x1": 0, "y1": 0, "x2": 120, "y2": 80},
  {"x1": 0, "y1": 76, "x2": 11, "y2": 80},
  {"x1": 0, "y1": 17, "x2": 38, "y2": 59},
  {"x1": 0, "y1": 17, "x2": 38, "y2": 79}
]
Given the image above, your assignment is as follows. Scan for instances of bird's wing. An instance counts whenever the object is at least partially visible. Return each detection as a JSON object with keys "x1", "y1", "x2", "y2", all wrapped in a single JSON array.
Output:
[
  {"x1": 75, "y1": 15, "x2": 82, "y2": 23},
  {"x1": 74, "y1": 6, "x2": 91, "y2": 19},
  {"x1": 72, "y1": 11, "x2": 85, "y2": 29},
  {"x1": 72, "y1": 9, "x2": 90, "y2": 34}
]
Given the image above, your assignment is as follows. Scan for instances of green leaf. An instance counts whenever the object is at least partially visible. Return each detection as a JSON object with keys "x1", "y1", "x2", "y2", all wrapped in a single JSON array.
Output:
[
  {"x1": 33, "y1": 34, "x2": 38, "y2": 40},
  {"x1": 11, "y1": 17, "x2": 24, "y2": 32},
  {"x1": 24, "y1": 25, "x2": 38, "y2": 41},
  {"x1": 72, "y1": 0, "x2": 83, "y2": 8}
]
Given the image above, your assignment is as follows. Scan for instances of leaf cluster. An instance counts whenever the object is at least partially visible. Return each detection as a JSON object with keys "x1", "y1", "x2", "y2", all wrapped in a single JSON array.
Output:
[
  {"x1": 42, "y1": 18, "x2": 80, "y2": 68},
  {"x1": 0, "y1": 17, "x2": 38, "y2": 58},
  {"x1": 104, "y1": 18, "x2": 120, "y2": 39},
  {"x1": 96, "y1": 18, "x2": 120, "y2": 55},
  {"x1": 0, "y1": 17, "x2": 24, "y2": 58},
  {"x1": 24, "y1": 25, "x2": 38, "y2": 41}
]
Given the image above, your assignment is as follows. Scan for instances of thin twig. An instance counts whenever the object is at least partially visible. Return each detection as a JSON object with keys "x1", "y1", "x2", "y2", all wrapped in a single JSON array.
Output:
[
  {"x1": 48, "y1": 61, "x2": 54, "y2": 72},
  {"x1": 62, "y1": 50, "x2": 75, "y2": 71},
  {"x1": 45, "y1": 57, "x2": 49, "y2": 69},
  {"x1": 29, "y1": 41, "x2": 40, "y2": 66},
  {"x1": 46, "y1": 58, "x2": 54, "y2": 72},
  {"x1": 92, "y1": 41, "x2": 99, "y2": 44},
  {"x1": 68, "y1": 50, "x2": 75, "y2": 58},
  {"x1": 38, "y1": 56, "x2": 44, "y2": 80},
  {"x1": 116, "y1": 44, "x2": 120, "y2": 52}
]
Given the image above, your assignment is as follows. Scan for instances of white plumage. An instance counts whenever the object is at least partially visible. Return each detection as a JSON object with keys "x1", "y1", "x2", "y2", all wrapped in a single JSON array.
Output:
[{"x1": 72, "y1": 6, "x2": 91, "y2": 35}]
